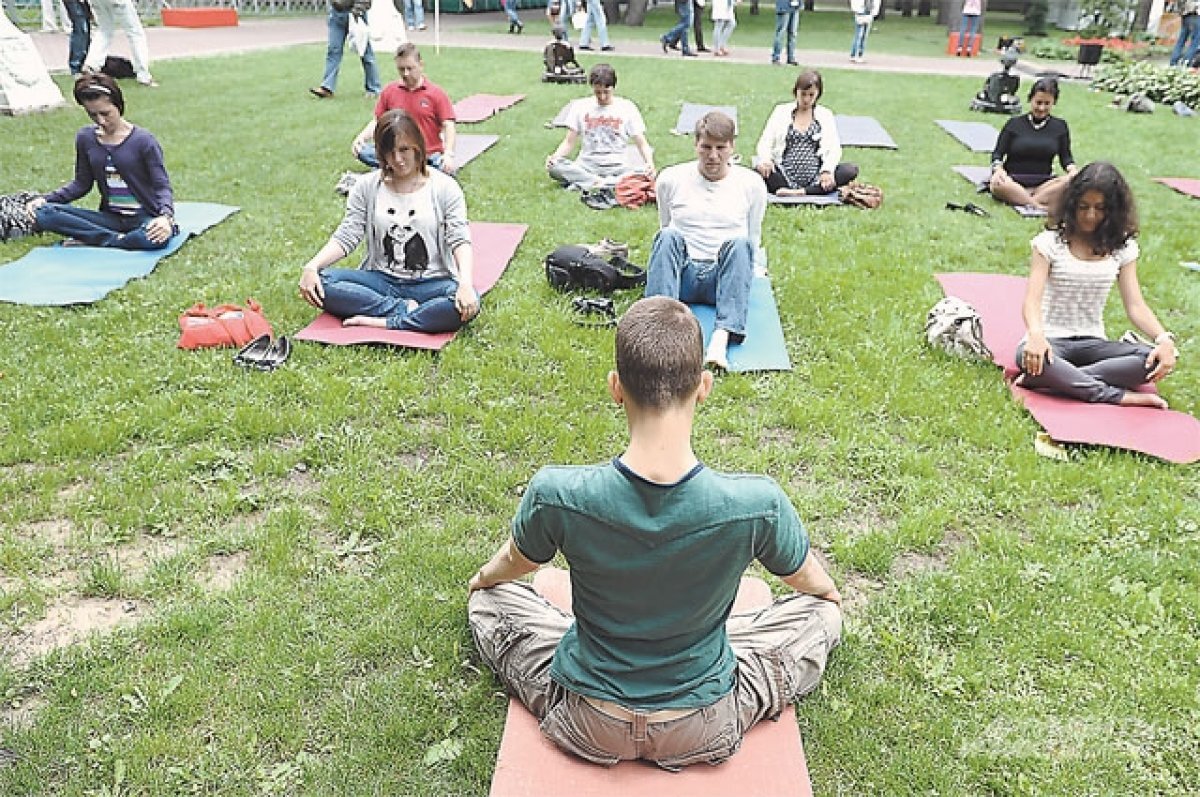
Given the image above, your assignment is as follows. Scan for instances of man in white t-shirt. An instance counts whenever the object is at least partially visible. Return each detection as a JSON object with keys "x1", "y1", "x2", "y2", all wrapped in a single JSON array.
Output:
[
  {"x1": 545, "y1": 63, "x2": 655, "y2": 192},
  {"x1": 646, "y1": 111, "x2": 766, "y2": 370}
]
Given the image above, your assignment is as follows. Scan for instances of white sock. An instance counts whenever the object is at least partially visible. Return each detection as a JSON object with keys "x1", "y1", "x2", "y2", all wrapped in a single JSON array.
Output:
[{"x1": 705, "y1": 328, "x2": 730, "y2": 370}]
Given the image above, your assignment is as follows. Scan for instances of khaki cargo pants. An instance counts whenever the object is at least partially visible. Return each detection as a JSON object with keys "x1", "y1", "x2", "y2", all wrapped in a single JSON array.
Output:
[{"x1": 468, "y1": 578, "x2": 841, "y2": 770}]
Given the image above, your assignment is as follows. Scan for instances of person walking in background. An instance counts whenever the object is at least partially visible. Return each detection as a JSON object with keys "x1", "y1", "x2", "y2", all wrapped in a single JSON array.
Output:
[
  {"x1": 955, "y1": 0, "x2": 982, "y2": 56},
  {"x1": 1169, "y1": 0, "x2": 1200, "y2": 66},
  {"x1": 311, "y1": 0, "x2": 382, "y2": 99},
  {"x1": 772, "y1": 0, "x2": 800, "y2": 65},
  {"x1": 691, "y1": 0, "x2": 709, "y2": 52},
  {"x1": 661, "y1": 0, "x2": 697, "y2": 56},
  {"x1": 849, "y1": 0, "x2": 880, "y2": 63},
  {"x1": 403, "y1": 0, "x2": 426, "y2": 30},
  {"x1": 82, "y1": 0, "x2": 157, "y2": 87},
  {"x1": 61, "y1": 0, "x2": 91, "y2": 75},
  {"x1": 577, "y1": 0, "x2": 613, "y2": 51},
  {"x1": 711, "y1": 0, "x2": 736, "y2": 56},
  {"x1": 40, "y1": 0, "x2": 69, "y2": 32},
  {"x1": 501, "y1": 0, "x2": 524, "y2": 33}
]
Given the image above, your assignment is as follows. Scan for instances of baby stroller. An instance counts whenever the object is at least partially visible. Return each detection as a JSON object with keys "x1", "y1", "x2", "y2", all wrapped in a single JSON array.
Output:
[
  {"x1": 970, "y1": 49, "x2": 1022, "y2": 115},
  {"x1": 542, "y1": 28, "x2": 586, "y2": 84}
]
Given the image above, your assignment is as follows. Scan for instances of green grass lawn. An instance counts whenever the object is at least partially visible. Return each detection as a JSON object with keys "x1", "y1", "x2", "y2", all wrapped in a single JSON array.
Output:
[{"x1": 1, "y1": 44, "x2": 1199, "y2": 796}]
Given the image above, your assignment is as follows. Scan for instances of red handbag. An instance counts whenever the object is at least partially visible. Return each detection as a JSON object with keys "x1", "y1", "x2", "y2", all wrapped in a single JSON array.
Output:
[{"x1": 177, "y1": 299, "x2": 273, "y2": 350}]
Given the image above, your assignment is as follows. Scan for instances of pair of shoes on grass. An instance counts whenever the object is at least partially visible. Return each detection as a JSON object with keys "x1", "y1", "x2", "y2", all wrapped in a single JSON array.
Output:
[
  {"x1": 234, "y1": 334, "x2": 291, "y2": 371},
  {"x1": 945, "y1": 201, "x2": 989, "y2": 217}
]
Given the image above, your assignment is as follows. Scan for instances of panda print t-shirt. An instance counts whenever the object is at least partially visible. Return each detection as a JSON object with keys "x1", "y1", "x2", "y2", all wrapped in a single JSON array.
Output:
[{"x1": 371, "y1": 182, "x2": 451, "y2": 282}]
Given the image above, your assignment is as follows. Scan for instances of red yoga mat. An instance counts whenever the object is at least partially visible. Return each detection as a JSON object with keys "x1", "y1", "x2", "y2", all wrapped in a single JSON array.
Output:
[
  {"x1": 488, "y1": 568, "x2": 814, "y2": 797},
  {"x1": 1153, "y1": 177, "x2": 1200, "y2": 200},
  {"x1": 454, "y1": 94, "x2": 527, "y2": 124},
  {"x1": 935, "y1": 272, "x2": 1200, "y2": 464},
  {"x1": 294, "y1": 221, "x2": 526, "y2": 351}
]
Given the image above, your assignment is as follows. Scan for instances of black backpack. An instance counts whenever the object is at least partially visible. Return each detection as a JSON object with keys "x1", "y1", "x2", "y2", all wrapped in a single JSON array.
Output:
[{"x1": 545, "y1": 245, "x2": 646, "y2": 294}]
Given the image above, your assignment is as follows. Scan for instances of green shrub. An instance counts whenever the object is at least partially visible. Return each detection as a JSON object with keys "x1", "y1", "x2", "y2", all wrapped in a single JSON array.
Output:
[{"x1": 1092, "y1": 60, "x2": 1200, "y2": 105}]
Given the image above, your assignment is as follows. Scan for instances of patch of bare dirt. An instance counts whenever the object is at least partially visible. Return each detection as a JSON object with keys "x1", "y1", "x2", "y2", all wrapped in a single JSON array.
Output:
[
  {"x1": 3, "y1": 597, "x2": 142, "y2": 669},
  {"x1": 15, "y1": 519, "x2": 75, "y2": 549},
  {"x1": 113, "y1": 536, "x2": 188, "y2": 580},
  {"x1": 759, "y1": 426, "x2": 798, "y2": 447},
  {"x1": 284, "y1": 463, "x2": 319, "y2": 494},
  {"x1": 840, "y1": 573, "x2": 884, "y2": 619},
  {"x1": 199, "y1": 551, "x2": 249, "y2": 592},
  {"x1": 889, "y1": 530, "x2": 970, "y2": 580},
  {"x1": 0, "y1": 693, "x2": 46, "y2": 732}
]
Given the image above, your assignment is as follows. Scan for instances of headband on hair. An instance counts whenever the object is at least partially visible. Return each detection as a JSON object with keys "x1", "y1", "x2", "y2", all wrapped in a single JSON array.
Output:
[{"x1": 80, "y1": 84, "x2": 113, "y2": 96}]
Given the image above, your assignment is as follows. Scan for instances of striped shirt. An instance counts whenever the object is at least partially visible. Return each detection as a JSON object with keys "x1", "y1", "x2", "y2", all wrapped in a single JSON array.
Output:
[
  {"x1": 1033, "y1": 229, "x2": 1139, "y2": 340},
  {"x1": 104, "y1": 153, "x2": 142, "y2": 216}
]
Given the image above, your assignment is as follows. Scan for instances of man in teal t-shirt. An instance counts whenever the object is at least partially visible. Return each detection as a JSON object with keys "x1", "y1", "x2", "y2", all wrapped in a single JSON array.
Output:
[{"x1": 468, "y1": 296, "x2": 842, "y2": 769}]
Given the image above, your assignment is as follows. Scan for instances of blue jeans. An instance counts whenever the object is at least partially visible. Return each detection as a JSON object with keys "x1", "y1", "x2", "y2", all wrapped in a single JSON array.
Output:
[
  {"x1": 502, "y1": 0, "x2": 521, "y2": 25},
  {"x1": 663, "y1": 0, "x2": 692, "y2": 52},
  {"x1": 850, "y1": 20, "x2": 870, "y2": 58},
  {"x1": 320, "y1": 8, "x2": 381, "y2": 94},
  {"x1": 319, "y1": 269, "x2": 476, "y2": 332},
  {"x1": 772, "y1": 8, "x2": 799, "y2": 63},
  {"x1": 579, "y1": 0, "x2": 609, "y2": 47},
  {"x1": 957, "y1": 13, "x2": 979, "y2": 53},
  {"x1": 403, "y1": 0, "x2": 425, "y2": 28},
  {"x1": 1170, "y1": 13, "x2": 1199, "y2": 66},
  {"x1": 35, "y1": 204, "x2": 174, "y2": 250},
  {"x1": 356, "y1": 145, "x2": 447, "y2": 174},
  {"x1": 646, "y1": 229, "x2": 752, "y2": 338},
  {"x1": 63, "y1": 0, "x2": 90, "y2": 74}
]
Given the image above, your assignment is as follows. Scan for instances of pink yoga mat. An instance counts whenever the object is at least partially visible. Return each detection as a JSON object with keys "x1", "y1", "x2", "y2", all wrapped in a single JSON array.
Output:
[
  {"x1": 454, "y1": 94, "x2": 526, "y2": 124},
  {"x1": 488, "y1": 568, "x2": 814, "y2": 797},
  {"x1": 935, "y1": 272, "x2": 1200, "y2": 464},
  {"x1": 1153, "y1": 177, "x2": 1200, "y2": 200},
  {"x1": 294, "y1": 221, "x2": 526, "y2": 351}
]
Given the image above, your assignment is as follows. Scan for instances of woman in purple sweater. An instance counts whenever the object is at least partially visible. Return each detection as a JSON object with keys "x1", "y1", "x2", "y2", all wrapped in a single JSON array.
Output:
[{"x1": 27, "y1": 73, "x2": 176, "y2": 250}]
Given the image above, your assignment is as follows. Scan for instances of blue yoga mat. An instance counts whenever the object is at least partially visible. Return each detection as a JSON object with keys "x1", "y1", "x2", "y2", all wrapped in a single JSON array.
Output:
[
  {"x1": 688, "y1": 277, "x2": 792, "y2": 373},
  {"x1": 0, "y1": 202, "x2": 239, "y2": 306}
]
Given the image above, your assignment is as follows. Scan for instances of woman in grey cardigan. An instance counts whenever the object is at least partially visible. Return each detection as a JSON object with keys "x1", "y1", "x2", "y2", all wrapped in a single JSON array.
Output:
[{"x1": 299, "y1": 110, "x2": 479, "y2": 333}]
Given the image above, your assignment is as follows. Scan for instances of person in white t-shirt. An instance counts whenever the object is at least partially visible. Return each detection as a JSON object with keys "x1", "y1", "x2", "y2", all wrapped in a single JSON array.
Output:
[
  {"x1": 711, "y1": 0, "x2": 737, "y2": 56},
  {"x1": 646, "y1": 111, "x2": 766, "y2": 370},
  {"x1": 546, "y1": 64, "x2": 656, "y2": 192},
  {"x1": 1016, "y1": 162, "x2": 1177, "y2": 408}
]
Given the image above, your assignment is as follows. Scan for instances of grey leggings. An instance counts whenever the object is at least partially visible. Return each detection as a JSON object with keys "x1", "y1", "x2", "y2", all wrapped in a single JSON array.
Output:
[{"x1": 1015, "y1": 336, "x2": 1152, "y2": 404}]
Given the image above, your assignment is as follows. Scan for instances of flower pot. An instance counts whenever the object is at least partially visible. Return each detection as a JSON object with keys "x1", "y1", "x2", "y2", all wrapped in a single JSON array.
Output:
[{"x1": 1077, "y1": 42, "x2": 1104, "y2": 65}]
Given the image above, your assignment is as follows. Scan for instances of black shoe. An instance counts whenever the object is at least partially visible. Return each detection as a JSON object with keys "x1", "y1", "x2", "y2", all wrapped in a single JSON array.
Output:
[
  {"x1": 963, "y1": 202, "x2": 990, "y2": 217},
  {"x1": 682, "y1": 50, "x2": 698, "y2": 57},
  {"x1": 256, "y1": 336, "x2": 292, "y2": 371},
  {"x1": 787, "y1": 59, "x2": 799, "y2": 65},
  {"x1": 516, "y1": 20, "x2": 523, "y2": 32},
  {"x1": 670, "y1": 40, "x2": 680, "y2": 50},
  {"x1": 578, "y1": 44, "x2": 593, "y2": 50},
  {"x1": 660, "y1": 37, "x2": 669, "y2": 53},
  {"x1": 508, "y1": 20, "x2": 515, "y2": 32},
  {"x1": 601, "y1": 44, "x2": 614, "y2": 51},
  {"x1": 696, "y1": 46, "x2": 709, "y2": 52},
  {"x1": 233, "y1": 334, "x2": 273, "y2": 368},
  {"x1": 309, "y1": 86, "x2": 333, "y2": 99}
]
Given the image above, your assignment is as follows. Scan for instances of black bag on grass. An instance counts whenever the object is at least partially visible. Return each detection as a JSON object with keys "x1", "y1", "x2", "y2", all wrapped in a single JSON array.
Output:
[{"x1": 545, "y1": 245, "x2": 645, "y2": 294}]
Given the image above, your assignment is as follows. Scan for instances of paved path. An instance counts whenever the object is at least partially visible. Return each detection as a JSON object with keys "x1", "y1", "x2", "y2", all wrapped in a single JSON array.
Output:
[{"x1": 28, "y1": 12, "x2": 1062, "y2": 79}]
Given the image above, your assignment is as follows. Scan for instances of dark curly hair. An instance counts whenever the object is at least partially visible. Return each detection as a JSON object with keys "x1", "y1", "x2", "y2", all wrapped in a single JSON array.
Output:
[{"x1": 1053, "y1": 161, "x2": 1137, "y2": 256}]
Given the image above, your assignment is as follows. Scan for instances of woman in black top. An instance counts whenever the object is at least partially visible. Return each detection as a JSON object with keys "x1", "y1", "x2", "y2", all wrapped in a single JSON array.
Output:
[{"x1": 988, "y1": 78, "x2": 1076, "y2": 213}]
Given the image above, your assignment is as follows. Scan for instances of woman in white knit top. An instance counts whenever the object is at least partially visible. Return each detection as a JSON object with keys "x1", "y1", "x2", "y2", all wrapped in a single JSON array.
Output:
[
  {"x1": 1016, "y1": 162, "x2": 1178, "y2": 408},
  {"x1": 754, "y1": 70, "x2": 859, "y2": 196}
]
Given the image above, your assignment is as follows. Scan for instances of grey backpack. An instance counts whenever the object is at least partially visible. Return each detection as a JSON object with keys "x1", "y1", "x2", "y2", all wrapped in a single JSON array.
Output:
[{"x1": 925, "y1": 297, "x2": 993, "y2": 362}]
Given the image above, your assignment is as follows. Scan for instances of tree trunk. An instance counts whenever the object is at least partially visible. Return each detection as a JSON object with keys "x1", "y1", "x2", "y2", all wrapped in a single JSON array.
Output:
[
  {"x1": 624, "y1": 0, "x2": 648, "y2": 25},
  {"x1": 900, "y1": 0, "x2": 914, "y2": 18},
  {"x1": 1132, "y1": 0, "x2": 1152, "y2": 33},
  {"x1": 918, "y1": 0, "x2": 933, "y2": 16}
]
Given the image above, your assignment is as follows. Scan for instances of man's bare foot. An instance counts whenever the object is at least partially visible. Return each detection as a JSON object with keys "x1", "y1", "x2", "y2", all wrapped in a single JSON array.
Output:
[
  {"x1": 1120, "y1": 391, "x2": 1168, "y2": 410},
  {"x1": 343, "y1": 315, "x2": 387, "y2": 328}
]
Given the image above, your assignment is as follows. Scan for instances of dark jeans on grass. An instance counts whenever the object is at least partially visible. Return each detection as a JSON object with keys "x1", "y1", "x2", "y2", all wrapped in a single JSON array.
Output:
[
  {"x1": 1015, "y1": 336, "x2": 1153, "y2": 404},
  {"x1": 35, "y1": 204, "x2": 173, "y2": 250}
]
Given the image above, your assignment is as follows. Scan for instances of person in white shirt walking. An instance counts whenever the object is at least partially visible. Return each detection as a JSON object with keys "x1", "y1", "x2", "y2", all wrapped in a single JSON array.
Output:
[
  {"x1": 711, "y1": 0, "x2": 737, "y2": 56},
  {"x1": 849, "y1": 0, "x2": 881, "y2": 63}
]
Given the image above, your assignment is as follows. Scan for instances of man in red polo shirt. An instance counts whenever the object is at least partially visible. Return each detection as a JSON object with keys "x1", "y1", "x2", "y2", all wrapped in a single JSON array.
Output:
[{"x1": 351, "y1": 43, "x2": 458, "y2": 175}]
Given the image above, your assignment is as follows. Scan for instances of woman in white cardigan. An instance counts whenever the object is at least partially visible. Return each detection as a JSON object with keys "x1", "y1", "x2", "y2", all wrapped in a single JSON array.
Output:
[{"x1": 754, "y1": 70, "x2": 858, "y2": 196}]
